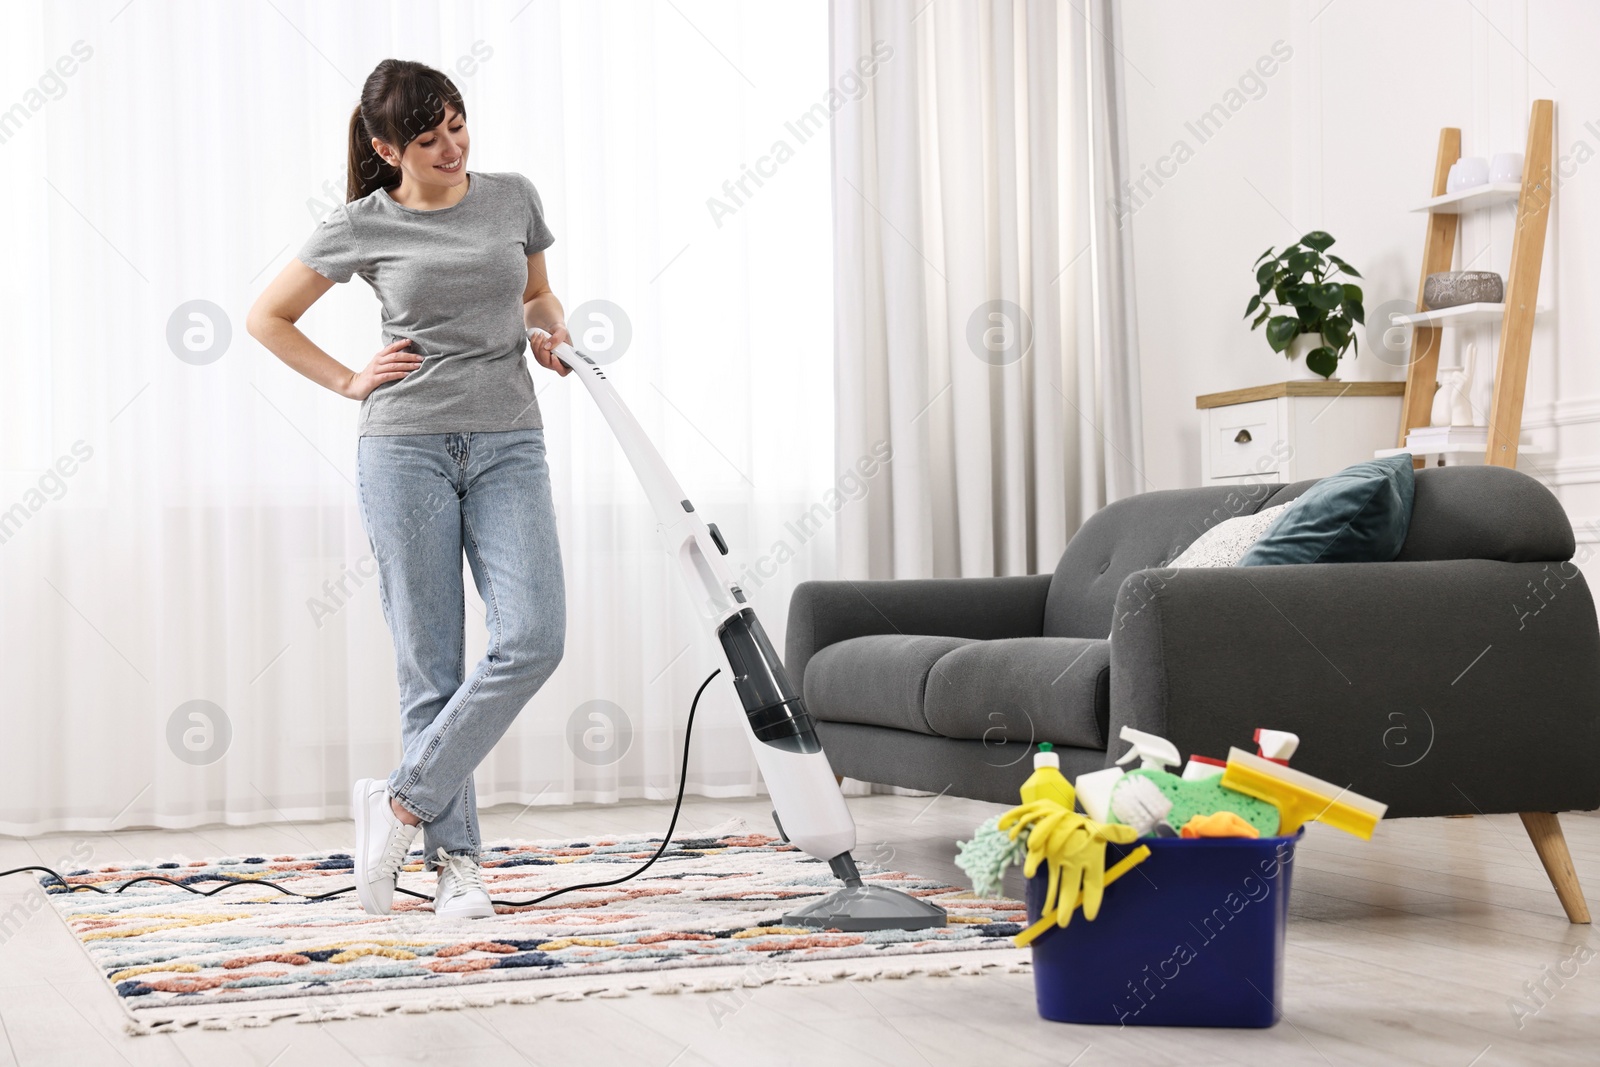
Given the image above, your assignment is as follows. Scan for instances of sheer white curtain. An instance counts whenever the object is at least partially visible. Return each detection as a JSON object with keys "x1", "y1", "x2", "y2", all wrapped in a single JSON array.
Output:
[
  {"x1": 831, "y1": 0, "x2": 1144, "y2": 580},
  {"x1": 0, "y1": 0, "x2": 838, "y2": 835}
]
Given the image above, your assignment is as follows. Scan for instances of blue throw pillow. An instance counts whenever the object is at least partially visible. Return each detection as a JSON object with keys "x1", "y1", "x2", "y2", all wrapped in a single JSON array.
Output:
[{"x1": 1237, "y1": 454, "x2": 1417, "y2": 566}]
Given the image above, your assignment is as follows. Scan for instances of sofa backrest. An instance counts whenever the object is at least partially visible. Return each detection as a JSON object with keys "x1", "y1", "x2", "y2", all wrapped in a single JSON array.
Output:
[
  {"x1": 1041, "y1": 465, "x2": 1573, "y2": 639},
  {"x1": 1394, "y1": 464, "x2": 1574, "y2": 562}
]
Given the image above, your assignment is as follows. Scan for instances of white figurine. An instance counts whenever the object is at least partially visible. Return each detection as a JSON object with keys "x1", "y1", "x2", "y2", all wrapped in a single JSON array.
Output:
[
  {"x1": 1430, "y1": 348, "x2": 1476, "y2": 428},
  {"x1": 1430, "y1": 368, "x2": 1453, "y2": 426},
  {"x1": 1466, "y1": 341, "x2": 1492, "y2": 427},
  {"x1": 1450, "y1": 363, "x2": 1475, "y2": 425}
]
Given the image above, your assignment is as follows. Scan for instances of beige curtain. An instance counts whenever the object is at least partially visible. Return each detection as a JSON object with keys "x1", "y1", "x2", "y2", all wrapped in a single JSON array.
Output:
[
  {"x1": 831, "y1": 0, "x2": 1145, "y2": 581},
  {"x1": 0, "y1": 0, "x2": 837, "y2": 834}
]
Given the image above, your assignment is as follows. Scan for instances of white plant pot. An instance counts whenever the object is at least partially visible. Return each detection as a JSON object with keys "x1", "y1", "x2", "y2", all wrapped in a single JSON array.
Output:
[{"x1": 1287, "y1": 332, "x2": 1339, "y2": 380}]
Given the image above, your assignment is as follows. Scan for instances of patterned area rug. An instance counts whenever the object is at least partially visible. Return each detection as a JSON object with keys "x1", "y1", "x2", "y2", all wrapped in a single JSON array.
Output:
[{"x1": 41, "y1": 817, "x2": 1029, "y2": 1034}]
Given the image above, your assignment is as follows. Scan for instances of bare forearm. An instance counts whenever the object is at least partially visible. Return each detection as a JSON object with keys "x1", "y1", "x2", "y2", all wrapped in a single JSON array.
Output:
[
  {"x1": 248, "y1": 314, "x2": 355, "y2": 399},
  {"x1": 523, "y1": 293, "x2": 565, "y2": 334}
]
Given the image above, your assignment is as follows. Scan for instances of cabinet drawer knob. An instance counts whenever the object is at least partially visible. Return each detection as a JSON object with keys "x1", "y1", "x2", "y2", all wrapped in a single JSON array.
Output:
[{"x1": 1234, "y1": 429, "x2": 1253, "y2": 444}]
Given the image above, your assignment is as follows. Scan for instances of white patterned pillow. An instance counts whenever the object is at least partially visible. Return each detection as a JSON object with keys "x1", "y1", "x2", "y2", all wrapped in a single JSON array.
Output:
[{"x1": 1170, "y1": 503, "x2": 1291, "y2": 568}]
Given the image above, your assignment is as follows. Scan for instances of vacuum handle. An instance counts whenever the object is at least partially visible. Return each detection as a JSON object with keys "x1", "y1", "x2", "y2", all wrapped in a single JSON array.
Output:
[
  {"x1": 526, "y1": 325, "x2": 686, "y2": 518},
  {"x1": 528, "y1": 329, "x2": 859, "y2": 866},
  {"x1": 527, "y1": 326, "x2": 578, "y2": 370},
  {"x1": 526, "y1": 325, "x2": 742, "y2": 620}
]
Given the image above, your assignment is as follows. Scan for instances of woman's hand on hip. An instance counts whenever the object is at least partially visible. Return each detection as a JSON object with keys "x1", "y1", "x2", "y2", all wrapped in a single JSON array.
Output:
[
  {"x1": 530, "y1": 323, "x2": 572, "y2": 377},
  {"x1": 343, "y1": 338, "x2": 422, "y2": 400}
]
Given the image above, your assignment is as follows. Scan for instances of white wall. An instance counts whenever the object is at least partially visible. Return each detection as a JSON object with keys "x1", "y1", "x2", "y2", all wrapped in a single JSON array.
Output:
[{"x1": 1120, "y1": 0, "x2": 1600, "y2": 549}]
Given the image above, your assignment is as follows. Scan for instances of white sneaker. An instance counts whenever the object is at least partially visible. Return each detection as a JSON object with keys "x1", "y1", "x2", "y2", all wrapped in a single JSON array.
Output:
[
  {"x1": 351, "y1": 778, "x2": 420, "y2": 915},
  {"x1": 433, "y1": 848, "x2": 495, "y2": 919}
]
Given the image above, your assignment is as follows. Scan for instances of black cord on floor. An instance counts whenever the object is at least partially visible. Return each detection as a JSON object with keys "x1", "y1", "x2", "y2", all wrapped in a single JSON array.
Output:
[
  {"x1": 0, "y1": 668, "x2": 722, "y2": 910},
  {"x1": 494, "y1": 667, "x2": 719, "y2": 907}
]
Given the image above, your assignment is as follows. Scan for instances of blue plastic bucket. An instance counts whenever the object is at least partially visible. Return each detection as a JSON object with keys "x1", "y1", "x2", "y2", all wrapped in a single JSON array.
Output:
[{"x1": 1023, "y1": 829, "x2": 1302, "y2": 1027}]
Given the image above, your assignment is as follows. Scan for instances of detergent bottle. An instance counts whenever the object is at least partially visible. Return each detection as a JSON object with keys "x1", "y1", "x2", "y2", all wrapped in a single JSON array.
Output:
[{"x1": 1020, "y1": 743, "x2": 1075, "y2": 808}]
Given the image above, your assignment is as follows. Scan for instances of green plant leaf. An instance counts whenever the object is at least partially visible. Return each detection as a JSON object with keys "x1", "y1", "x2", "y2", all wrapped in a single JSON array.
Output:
[
  {"x1": 1342, "y1": 283, "x2": 1363, "y2": 306},
  {"x1": 1265, "y1": 316, "x2": 1299, "y2": 353},
  {"x1": 1307, "y1": 282, "x2": 1345, "y2": 310},
  {"x1": 1301, "y1": 231, "x2": 1335, "y2": 252},
  {"x1": 1254, "y1": 246, "x2": 1276, "y2": 266},
  {"x1": 1349, "y1": 301, "x2": 1365, "y2": 326},
  {"x1": 1305, "y1": 346, "x2": 1339, "y2": 378},
  {"x1": 1256, "y1": 261, "x2": 1277, "y2": 286},
  {"x1": 1328, "y1": 254, "x2": 1362, "y2": 278},
  {"x1": 1245, "y1": 294, "x2": 1262, "y2": 318},
  {"x1": 1322, "y1": 316, "x2": 1350, "y2": 349},
  {"x1": 1287, "y1": 250, "x2": 1317, "y2": 278},
  {"x1": 1253, "y1": 308, "x2": 1270, "y2": 329}
]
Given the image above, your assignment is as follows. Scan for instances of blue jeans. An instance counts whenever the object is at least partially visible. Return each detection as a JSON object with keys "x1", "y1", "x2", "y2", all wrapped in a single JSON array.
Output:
[{"x1": 356, "y1": 428, "x2": 565, "y2": 866}]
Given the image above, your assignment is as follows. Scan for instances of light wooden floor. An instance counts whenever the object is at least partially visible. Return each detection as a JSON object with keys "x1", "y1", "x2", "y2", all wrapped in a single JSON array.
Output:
[{"x1": 0, "y1": 794, "x2": 1596, "y2": 1066}]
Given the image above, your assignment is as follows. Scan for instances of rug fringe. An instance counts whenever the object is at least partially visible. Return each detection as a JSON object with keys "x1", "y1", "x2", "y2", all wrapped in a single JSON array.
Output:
[{"x1": 120, "y1": 952, "x2": 1032, "y2": 1035}]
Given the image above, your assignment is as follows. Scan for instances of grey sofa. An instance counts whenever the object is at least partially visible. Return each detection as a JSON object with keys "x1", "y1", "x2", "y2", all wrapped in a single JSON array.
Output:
[{"x1": 786, "y1": 465, "x2": 1599, "y2": 922}]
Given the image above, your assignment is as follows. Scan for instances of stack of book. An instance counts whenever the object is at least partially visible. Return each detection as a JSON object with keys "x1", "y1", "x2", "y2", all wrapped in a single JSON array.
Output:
[{"x1": 1404, "y1": 425, "x2": 1488, "y2": 452}]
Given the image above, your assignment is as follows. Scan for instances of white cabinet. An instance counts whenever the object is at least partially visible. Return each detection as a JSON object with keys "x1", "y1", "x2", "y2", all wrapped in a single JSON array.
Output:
[{"x1": 1196, "y1": 382, "x2": 1406, "y2": 486}]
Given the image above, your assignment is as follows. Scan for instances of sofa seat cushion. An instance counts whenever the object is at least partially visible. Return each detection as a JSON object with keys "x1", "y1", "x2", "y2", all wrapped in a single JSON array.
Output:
[
  {"x1": 803, "y1": 635, "x2": 976, "y2": 735},
  {"x1": 923, "y1": 637, "x2": 1110, "y2": 749}
]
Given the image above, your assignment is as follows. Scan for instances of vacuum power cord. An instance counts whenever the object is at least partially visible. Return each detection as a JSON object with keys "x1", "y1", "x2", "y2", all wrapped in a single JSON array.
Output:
[{"x1": 0, "y1": 669, "x2": 721, "y2": 910}]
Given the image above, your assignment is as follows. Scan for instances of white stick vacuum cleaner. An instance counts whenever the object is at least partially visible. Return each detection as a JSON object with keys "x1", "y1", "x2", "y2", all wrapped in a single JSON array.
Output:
[{"x1": 530, "y1": 328, "x2": 946, "y2": 933}]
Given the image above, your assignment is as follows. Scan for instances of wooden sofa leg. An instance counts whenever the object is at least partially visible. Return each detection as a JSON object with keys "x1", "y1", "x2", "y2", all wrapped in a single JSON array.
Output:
[
  {"x1": 834, "y1": 774, "x2": 844, "y2": 786},
  {"x1": 1519, "y1": 812, "x2": 1593, "y2": 924}
]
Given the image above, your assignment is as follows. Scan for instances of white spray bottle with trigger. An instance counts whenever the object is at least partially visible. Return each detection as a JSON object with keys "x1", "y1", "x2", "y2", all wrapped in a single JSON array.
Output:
[
  {"x1": 1114, "y1": 727, "x2": 1181, "y2": 772},
  {"x1": 1074, "y1": 726, "x2": 1181, "y2": 822}
]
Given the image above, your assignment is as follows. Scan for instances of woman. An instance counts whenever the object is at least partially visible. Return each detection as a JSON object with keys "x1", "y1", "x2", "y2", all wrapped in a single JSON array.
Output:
[{"x1": 247, "y1": 59, "x2": 570, "y2": 920}]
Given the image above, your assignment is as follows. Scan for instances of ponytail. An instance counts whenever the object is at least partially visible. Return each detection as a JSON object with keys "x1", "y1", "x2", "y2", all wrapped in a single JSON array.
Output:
[
  {"x1": 347, "y1": 106, "x2": 399, "y2": 202},
  {"x1": 345, "y1": 59, "x2": 467, "y2": 202}
]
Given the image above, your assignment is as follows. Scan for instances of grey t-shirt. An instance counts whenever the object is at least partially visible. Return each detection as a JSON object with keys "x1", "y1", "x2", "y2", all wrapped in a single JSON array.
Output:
[{"x1": 297, "y1": 170, "x2": 555, "y2": 436}]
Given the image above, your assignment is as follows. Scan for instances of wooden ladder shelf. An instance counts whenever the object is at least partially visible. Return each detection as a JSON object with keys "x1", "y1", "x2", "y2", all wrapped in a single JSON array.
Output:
[{"x1": 1397, "y1": 99, "x2": 1554, "y2": 467}]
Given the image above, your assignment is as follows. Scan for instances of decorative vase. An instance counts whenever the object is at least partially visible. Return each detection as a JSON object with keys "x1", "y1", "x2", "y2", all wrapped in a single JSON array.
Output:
[
  {"x1": 1447, "y1": 156, "x2": 1490, "y2": 193},
  {"x1": 1490, "y1": 152, "x2": 1524, "y2": 184},
  {"x1": 1423, "y1": 271, "x2": 1504, "y2": 309},
  {"x1": 1287, "y1": 332, "x2": 1339, "y2": 380}
]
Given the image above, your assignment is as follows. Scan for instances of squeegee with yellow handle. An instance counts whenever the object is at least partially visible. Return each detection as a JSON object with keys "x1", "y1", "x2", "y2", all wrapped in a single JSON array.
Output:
[{"x1": 1220, "y1": 747, "x2": 1388, "y2": 839}]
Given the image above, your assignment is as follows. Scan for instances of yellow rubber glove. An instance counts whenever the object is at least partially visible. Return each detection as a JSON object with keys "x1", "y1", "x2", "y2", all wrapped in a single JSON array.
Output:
[{"x1": 997, "y1": 797, "x2": 1150, "y2": 946}]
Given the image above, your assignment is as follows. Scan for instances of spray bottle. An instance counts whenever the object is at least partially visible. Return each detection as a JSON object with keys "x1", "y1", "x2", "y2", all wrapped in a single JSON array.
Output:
[
  {"x1": 1075, "y1": 726, "x2": 1179, "y2": 821},
  {"x1": 1114, "y1": 727, "x2": 1182, "y2": 772}
]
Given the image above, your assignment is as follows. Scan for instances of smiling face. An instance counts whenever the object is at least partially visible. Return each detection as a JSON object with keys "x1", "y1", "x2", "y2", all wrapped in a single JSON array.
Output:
[{"x1": 374, "y1": 105, "x2": 469, "y2": 193}]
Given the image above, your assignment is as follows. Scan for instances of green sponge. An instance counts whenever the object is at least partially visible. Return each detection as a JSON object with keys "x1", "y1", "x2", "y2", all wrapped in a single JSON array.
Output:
[{"x1": 1112, "y1": 768, "x2": 1280, "y2": 836}]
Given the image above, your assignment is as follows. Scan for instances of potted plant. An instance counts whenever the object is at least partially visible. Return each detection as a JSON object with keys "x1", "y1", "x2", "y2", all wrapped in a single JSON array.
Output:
[{"x1": 1245, "y1": 232, "x2": 1365, "y2": 380}]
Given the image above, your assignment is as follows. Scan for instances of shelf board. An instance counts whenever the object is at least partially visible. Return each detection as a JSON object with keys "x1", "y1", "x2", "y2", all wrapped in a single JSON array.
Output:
[
  {"x1": 1386, "y1": 302, "x2": 1548, "y2": 328},
  {"x1": 1376, "y1": 444, "x2": 1545, "y2": 457},
  {"x1": 1410, "y1": 182, "x2": 1522, "y2": 214}
]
